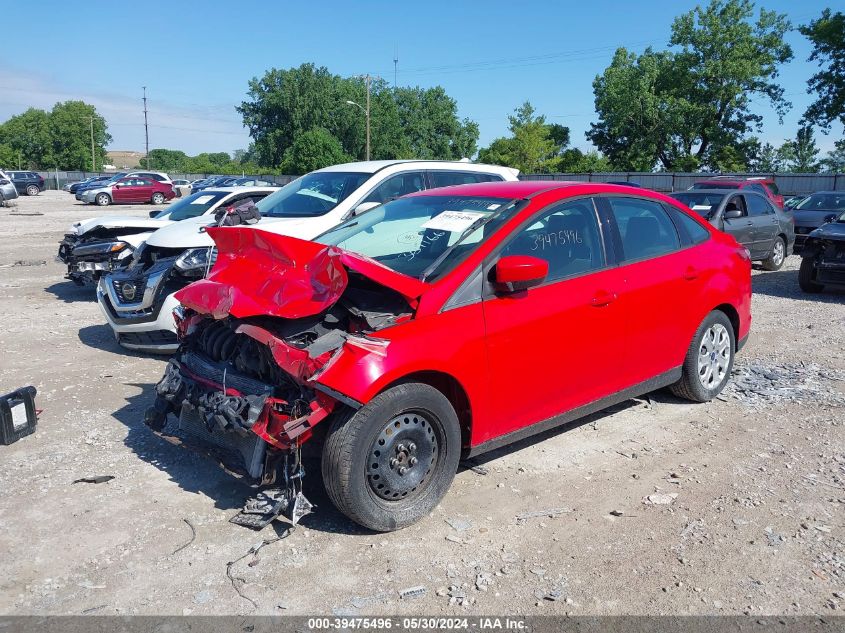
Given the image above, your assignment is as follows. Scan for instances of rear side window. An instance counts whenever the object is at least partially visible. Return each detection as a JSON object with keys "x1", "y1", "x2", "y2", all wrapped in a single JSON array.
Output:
[
  {"x1": 607, "y1": 197, "x2": 681, "y2": 262},
  {"x1": 746, "y1": 194, "x2": 773, "y2": 216},
  {"x1": 429, "y1": 171, "x2": 501, "y2": 187}
]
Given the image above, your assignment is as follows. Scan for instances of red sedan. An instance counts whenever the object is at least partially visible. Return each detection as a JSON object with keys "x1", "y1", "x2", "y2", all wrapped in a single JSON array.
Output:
[
  {"x1": 84, "y1": 176, "x2": 175, "y2": 206},
  {"x1": 145, "y1": 181, "x2": 752, "y2": 531}
]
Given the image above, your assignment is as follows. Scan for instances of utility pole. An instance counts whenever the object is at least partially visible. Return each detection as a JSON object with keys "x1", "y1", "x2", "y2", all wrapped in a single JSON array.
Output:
[
  {"x1": 365, "y1": 74, "x2": 371, "y2": 161},
  {"x1": 393, "y1": 44, "x2": 398, "y2": 90},
  {"x1": 142, "y1": 86, "x2": 150, "y2": 168},
  {"x1": 89, "y1": 116, "x2": 96, "y2": 172}
]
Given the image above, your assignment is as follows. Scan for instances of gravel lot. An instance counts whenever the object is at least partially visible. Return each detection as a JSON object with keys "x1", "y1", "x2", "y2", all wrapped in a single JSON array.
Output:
[{"x1": 0, "y1": 191, "x2": 843, "y2": 616}]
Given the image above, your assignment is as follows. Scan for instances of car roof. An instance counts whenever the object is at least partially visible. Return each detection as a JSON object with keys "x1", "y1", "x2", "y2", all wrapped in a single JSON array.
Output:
[
  {"x1": 404, "y1": 180, "x2": 657, "y2": 199},
  {"x1": 314, "y1": 159, "x2": 519, "y2": 176}
]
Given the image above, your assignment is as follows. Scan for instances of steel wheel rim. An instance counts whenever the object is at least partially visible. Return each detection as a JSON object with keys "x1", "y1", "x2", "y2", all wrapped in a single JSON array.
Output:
[
  {"x1": 367, "y1": 411, "x2": 440, "y2": 501},
  {"x1": 772, "y1": 240, "x2": 784, "y2": 266},
  {"x1": 697, "y1": 323, "x2": 730, "y2": 390}
]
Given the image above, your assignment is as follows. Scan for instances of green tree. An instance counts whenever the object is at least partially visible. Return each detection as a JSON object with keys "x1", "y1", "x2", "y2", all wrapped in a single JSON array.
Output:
[
  {"x1": 799, "y1": 10, "x2": 845, "y2": 130},
  {"x1": 777, "y1": 126, "x2": 821, "y2": 172},
  {"x1": 588, "y1": 0, "x2": 792, "y2": 170},
  {"x1": 0, "y1": 108, "x2": 53, "y2": 168},
  {"x1": 477, "y1": 102, "x2": 558, "y2": 173},
  {"x1": 140, "y1": 148, "x2": 188, "y2": 171},
  {"x1": 281, "y1": 127, "x2": 351, "y2": 174},
  {"x1": 555, "y1": 148, "x2": 613, "y2": 172},
  {"x1": 821, "y1": 139, "x2": 845, "y2": 172},
  {"x1": 393, "y1": 86, "x2": 479, "y2": 159},
  {"x1": 48, "y1": 101, "x2": 111, "y2": 170},
  {"x1": 0, "y1": 143, "x2": 16, "y2": 168},
  {"x1": 750, "y1": 141, "x2": 782, "y2": 172}
]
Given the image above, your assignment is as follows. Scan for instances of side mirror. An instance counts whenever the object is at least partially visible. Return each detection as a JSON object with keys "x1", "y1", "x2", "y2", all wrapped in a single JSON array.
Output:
[
  {"x1": 113, "y1": 185, "x2": 120, "y2": 190},
  {"x1": 493, "y1": 255, "x2": 548, "y2": 293},
  {"x1": 352, "y1": 201, "x2": 382, "y2": 216},
  {"x1": 724, "y1": 208, "x2": 742, "y2": 219}
]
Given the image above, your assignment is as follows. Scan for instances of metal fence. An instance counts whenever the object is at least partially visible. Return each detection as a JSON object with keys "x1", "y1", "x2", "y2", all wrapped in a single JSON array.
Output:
[
  {"x1": 33, "y1": 169, "x2": 845, "y2": 195},
  {"x1": 34, "y1": 171, "x2": 297, "y2": 190},
  {"x1": 520, "y1": 172, "x2": 845, "y2": 195}
]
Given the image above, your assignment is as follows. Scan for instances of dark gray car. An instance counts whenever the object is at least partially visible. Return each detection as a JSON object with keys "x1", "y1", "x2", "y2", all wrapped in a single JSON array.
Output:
[{"x1": 671, "y1": 189, "x2": 795, "y2": 271}]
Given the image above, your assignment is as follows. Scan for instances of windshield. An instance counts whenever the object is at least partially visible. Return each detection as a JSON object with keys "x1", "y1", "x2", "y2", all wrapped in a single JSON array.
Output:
[
  {"x1": 257, "y1": 171, "x2": 370, "y2": 218},
  {"x1": 671, "y1": 192, "x2": 725, "y2": 217},
  {"x1": 153, "y1": 191, "x2": 229, "y2": 221},
  {"x1": 316, "y1": 195, "x2": 520, "y2": 281},
  {"x1": 795, "y1": 193, "x2": 845, "y2": 212}
]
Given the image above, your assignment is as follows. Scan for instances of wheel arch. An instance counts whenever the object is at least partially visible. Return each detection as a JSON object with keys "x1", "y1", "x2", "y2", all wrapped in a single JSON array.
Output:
[
  {"x1": 380, "y1": 370, "x2": 472, "y2": 448},
  {"x1": 712, "y1": 302, "x2": 740, "y2": 348}
]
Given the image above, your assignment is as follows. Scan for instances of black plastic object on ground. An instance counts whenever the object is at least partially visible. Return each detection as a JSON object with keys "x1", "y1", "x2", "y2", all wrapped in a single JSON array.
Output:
[{"x1": 0, "y1": 386, "x2": 38, "y2": 445}]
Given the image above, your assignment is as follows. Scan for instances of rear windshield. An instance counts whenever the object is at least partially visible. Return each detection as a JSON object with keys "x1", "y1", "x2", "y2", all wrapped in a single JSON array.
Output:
[{"x1": 671, "y1": 192, "x2": 725, "y2": 216}]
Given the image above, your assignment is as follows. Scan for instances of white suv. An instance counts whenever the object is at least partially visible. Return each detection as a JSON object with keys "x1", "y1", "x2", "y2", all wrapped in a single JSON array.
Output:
[{"x1": 97, "y1": 160, "x2": 519, "y2": 352}]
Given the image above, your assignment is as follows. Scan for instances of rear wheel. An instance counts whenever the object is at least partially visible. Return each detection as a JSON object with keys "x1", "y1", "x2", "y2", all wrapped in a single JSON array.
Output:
[
  {"x1": 95, "y1": 193, "x2": 111, "y2": 206},
  {"x1": 321, "y1": 383, "x2": 461, "y2": 532},
  {"x1": 670, "y1": 310, "x2": 735, "y2": 403},
  {"x1": 798, "y1": 256, "x2": 824, "y2": 293},
  {"x1": 761, "y1": 236, "x2": 786, "y2": 271},
  {"x1": 151, "y1": 192, "x2": 165, "y2": 204}
]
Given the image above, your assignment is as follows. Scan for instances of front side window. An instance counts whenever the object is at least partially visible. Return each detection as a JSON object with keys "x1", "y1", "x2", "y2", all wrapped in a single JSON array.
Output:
[
  {"x1": 746, "y1": 194, "x2": 773, "y2": 216},
  {"x1": 500, "y1": 199, "x2": 604, "y2": 283},
  {"x1": 316, "y1": 195, "x2": 520, "y2": 280},
  {"x1": 363, "y1": 172, "x2": 426, "y2": 204},
  {"x1": 258, "y1": 171, "x2": 370, "y2": 218},
  {"x1": 608, "y1": 197, "x2": 680, "y2": 262}
]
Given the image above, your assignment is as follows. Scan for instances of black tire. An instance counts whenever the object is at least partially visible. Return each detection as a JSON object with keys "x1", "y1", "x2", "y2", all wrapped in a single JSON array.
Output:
[
  {"x1": 151, "y1": 192, "x2": 165, "y2": 204},
  {"x1": 670, "y1": 310, "x2": 735, "y2": 403},
  {"x1": 798, "y1": 256, "x2": 824, "y2": 293},
  {"x1": 321, "y1": 382, "x2": 461, "y2": 532},
  {"x1": 95, "y1": 193, "x2": 111, "y2": 206},
  {"x1": 761, "y1": 235, "x2": 786, "y2": 271},
  {"x1": 25, "y1": 184, "x2": 40, "y2": 196}
]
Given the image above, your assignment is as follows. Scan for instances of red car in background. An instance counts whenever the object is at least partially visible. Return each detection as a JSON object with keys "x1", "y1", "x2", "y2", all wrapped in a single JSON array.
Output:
[
  {"x1": 81, "y1": 176, "x2": 175, "y2": 206},
  {"x1": 145, "y1": 181, "x2": 752, "y2": 531},
  {"x1": 689, "y1": 176, "x2": 784, "y2": 208}
]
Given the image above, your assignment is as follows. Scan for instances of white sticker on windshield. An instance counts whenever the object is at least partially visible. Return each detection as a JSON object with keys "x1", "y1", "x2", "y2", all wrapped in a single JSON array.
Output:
[
  {"x1": 487, "y1": 203, "x2": 501, "y2": 210},
  {"x1": 692, "y1": 204, "x2": 712, "y2": 210},
  {"x1": 190, "y1": 195, "x2": 215, "y2": 205},
  {"x1": 421, "y1": 210, "x2": 486, "y2": 233}
]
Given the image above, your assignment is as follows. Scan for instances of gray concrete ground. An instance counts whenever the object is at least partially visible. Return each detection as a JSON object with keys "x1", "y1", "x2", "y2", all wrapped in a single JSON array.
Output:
[{"x1": 0, "y1": 191, "x2": 842, "y2": 616}]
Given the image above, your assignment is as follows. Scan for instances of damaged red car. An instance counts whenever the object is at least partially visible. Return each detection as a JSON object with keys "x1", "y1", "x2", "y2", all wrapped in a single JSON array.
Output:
[{"x1": 145, "y1": 181, "x2": 751, "y2": 531}]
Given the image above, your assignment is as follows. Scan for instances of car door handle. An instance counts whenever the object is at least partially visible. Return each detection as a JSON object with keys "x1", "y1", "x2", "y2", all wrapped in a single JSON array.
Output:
[
  {"x1": 591, "y1": 291, "x2": 617, "y2": 307},
  {"x1": 684, "y1": 266, "x2": 699, "y2": 281}
]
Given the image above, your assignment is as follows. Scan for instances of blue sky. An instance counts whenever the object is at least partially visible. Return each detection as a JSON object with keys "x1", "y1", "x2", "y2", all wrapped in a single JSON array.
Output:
[{"x1": 1, "y1": 0, "x2": 840, "y2": 158}]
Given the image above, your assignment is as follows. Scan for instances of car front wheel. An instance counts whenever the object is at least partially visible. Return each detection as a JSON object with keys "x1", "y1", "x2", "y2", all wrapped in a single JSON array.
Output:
[
  {"x1": 26, "y1": 185, "x2": 40, "y2": 196},
  {"x1": 798, "y1": 257, "x2": 824, "y2": 293},
  {"x1": 761, "y1": 236, "x2": 786, "y2": 271},
  {"x1": 321, "y1": 382, "x2": 461, "y2": 532},
  {"x1": 671, "y1": 310, "x2": 735, "y2": 403},
  {"x1": 95, "y1": 193, "x2": 111, "y2": 206}
]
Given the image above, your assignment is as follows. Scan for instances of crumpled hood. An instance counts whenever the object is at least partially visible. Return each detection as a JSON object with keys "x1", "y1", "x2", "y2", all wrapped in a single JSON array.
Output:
[
  {"x1": 73, "y1": 215, "x2": 171, "y2": 235},
  {"x1": 175, "y1": 227, "x2": 428, "y2": 320}
]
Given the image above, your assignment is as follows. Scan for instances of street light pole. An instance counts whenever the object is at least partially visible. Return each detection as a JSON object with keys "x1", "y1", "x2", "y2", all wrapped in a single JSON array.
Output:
[
  {"x1": 365, "y1": 74, "x2": 371, "y2": 161},
  {"x1": 89, "y1": 116, "x2": 95, "y2": 172}
]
